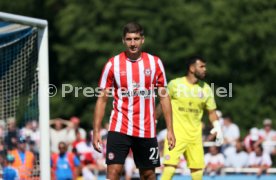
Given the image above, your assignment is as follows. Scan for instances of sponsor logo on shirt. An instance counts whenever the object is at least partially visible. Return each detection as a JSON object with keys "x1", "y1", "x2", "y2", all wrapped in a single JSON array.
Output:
[
  {"x1": 120, "y1": 89, "x2": 152, "y2": 98},
  {"x1": 178, "y1": 107, "x2": 199, "y2": 113},
  {"x1": 144, "y1": 68, "x2": 151, "y2": 76}
]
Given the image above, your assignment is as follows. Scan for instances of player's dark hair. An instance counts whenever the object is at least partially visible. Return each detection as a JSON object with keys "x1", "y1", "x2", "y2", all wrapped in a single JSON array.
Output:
[
  {"x1": 185, "y1": 56, "x2": 206, "y2": 74},
  {"x1": 123, "y1": 22, "x2": 144, "y2": 37}
]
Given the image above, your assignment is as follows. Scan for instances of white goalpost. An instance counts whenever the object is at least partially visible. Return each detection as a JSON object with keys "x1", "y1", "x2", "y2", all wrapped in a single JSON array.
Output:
[{"x1": 0, "y1": 12, "x2": 50, "y2": 179}]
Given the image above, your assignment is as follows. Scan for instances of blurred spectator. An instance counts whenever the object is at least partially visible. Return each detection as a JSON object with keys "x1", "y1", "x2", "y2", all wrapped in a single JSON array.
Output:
[
  {"x1": 82, "y1": 166, "x2": 97, "y2": 180},
  {"x1": 20, "y1": 120, "x2": 40, "y2": 152},
  {"x1": 29, "y1": 121, "x2": 40, "y2": 150},
  {"x1": 2, "y1": 154, "x2": 19, "y2": 180},
  {"x1": 124, "y1": 151, "x2": 136, "y2": 180},
  {"x1": 216, "y1": 110, "x2": 224, "y2": 126},
  {"x1": 97, "y1": 133, "x2": 107, "y2": 167},
  {"x1": 100, "y1": 122, "x2": 109, "y2": 138},
  {"x1": 259, "y1": 118, "x2": 276, "y2": 155},
  {"x1": 0, "y1": 152, "x2": 6, "y2": 173},
  {"x1": 157, "y1": 129, "x2": 167, "y2": 158},
  {"x1": 29, "y1": 141, "x2": 39, "y2": 159},
  {"x1": 204, "y1": 146, "x2": 225, "y2": 176},
  {"x1": 4, "y1": 117, "x2": 20, "y2": 150},
  {"x1": 20, "y1": 121, "x2": 32, "y2": 140},
  {"x1": 202, "y1": 122, "x2": 214, "y2": 142},
  {"x1": 51, "y1": 141, "x2": 80, "y2": 180},
  {"x1": 75, "y1": 132, "x2": 100, "y2": 164},
  {"x1": 0, "y1": 120, "x2": 5, "y2": 138},
  {"x1": 75, "y1": 132, "x2": 105, "y2": 180},
  {"x1": 66, "y1": 117, "x2": 86, "y2": 148},
  {"x1": 225, "y1": 140, "x2": 249, "y2": 168},
  {"x1": 9, "y1": 137, "x2": 35, "y2": 180},
  {"x1": 50, "y1": 118, "x2": 70, "y2": 153},
  {"x1": 244, "y1": 128, "x2": 263, "y2": 153},
  {"x1": 222, "y1": 115, "x2": 240, "y2": 152},
  {"x1": 249, "y1": 145, "x2": 272, "y2": 176},
  {"x1": 177, "y1": 155, "x2": 190, "y2": 176},
  {"x1": 202, "y1": 121, "x2": 216, "y2": 154},
  {"x1": 72, "y1": 129, "x2": 85, "y2": 151},
  {"x1": 0, "y1": 138, "x2": 6, "y2": 155},
  {"x1": 0, "y1": 126, "x2": 4, "y2": 171},
  {"x1": 157, "y1": 129, "x2": 167, "y2": 143}
]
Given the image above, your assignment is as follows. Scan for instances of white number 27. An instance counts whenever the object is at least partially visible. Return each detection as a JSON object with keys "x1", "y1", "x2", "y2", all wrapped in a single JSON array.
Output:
[{"x1": 149, "y1": 147, "x2": 159, "y2": 160}]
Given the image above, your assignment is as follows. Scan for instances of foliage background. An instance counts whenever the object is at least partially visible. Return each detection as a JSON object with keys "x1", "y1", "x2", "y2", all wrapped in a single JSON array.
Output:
[{"x1": 1, "y1": 0, "x2": 276, "y2": 137}]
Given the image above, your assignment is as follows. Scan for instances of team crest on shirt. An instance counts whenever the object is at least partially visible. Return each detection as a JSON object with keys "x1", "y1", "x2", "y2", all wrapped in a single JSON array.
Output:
[
  {"x1": 198, "y1": 91, "x2": 204, "y2": 98},
  {"x1": 144, "y1": 68, "x2": 151, "y2": 76},
  {"x1": 108, "y1": 152, "x2": 115, "y2": 160},
  {"x1": 165, "y1": 154, "x2": 170, "y2": 160}
]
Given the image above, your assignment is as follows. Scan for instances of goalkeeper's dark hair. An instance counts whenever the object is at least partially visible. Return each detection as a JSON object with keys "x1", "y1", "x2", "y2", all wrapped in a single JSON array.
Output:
[
  {"x1": 185, "y1": 55, "x2": 206, "y2": 74},
  {"x1": 123, "y1": 22, "x2": 144, "y2": 37}
]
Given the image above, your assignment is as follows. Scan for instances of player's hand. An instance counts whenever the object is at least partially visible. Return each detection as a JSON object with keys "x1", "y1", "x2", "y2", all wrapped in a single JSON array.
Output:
[
  {"x1": 167, "y1": 129, "x2": 176, "y2": 151},
  {"x1": 92, "y1": 131, "x2": 102, "y2": 153},
  {"x1": 210, "y1": 120, "x2": 224, "y2": 146}
]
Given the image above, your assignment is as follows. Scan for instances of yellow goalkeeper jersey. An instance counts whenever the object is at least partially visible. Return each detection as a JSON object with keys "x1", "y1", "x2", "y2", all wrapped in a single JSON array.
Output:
[{"x1": 168, "y1": 77, "x2": 216, "y2": 143}]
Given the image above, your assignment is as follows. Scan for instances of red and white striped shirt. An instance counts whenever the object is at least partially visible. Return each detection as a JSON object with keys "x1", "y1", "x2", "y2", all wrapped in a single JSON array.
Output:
[{"x1": 99, "y1": 52, "x2": 167, "y2": 138}]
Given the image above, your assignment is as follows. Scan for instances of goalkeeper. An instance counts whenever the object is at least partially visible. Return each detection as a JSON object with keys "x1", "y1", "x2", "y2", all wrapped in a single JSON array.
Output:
[{"x1": 160, "y1": 56, "x2": 223, "y2": 180}]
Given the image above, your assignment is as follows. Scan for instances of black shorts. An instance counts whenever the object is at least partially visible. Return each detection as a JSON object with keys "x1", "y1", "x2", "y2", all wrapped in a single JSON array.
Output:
[{"x1": 106, "y1": 131, "x2": 160, "y2": 169}]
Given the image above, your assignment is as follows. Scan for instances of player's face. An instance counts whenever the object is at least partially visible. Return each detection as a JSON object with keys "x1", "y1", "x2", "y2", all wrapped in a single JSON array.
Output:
[
  {"x1": 123, "y1": 33, "x2": 144, "y2": 55},
  {"x1": 194, "y1": 60, "x2": 206, "y2": 80}
]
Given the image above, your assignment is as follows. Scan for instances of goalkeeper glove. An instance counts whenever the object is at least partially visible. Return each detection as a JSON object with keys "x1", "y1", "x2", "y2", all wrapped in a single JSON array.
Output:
[{"x1": 210, "y1": 120, "x2": 224, "y2": 146}]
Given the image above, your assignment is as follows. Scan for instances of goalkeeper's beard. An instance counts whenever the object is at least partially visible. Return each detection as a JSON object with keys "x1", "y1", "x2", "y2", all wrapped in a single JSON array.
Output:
[{"x1": 194, "y1": 71, "x2": 206, "y2": 80}]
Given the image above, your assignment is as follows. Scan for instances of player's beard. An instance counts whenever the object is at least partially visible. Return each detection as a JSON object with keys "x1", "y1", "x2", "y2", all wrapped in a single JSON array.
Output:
[
  {"x1": 126, "y1": 46, "x2": 141, "y2": 60},
  {"x1": 194, "y1": 71, "x2": 205, "y2": 80},
  {"x1": 128, "y1": 46, "x2": 141, "y2": 54}
]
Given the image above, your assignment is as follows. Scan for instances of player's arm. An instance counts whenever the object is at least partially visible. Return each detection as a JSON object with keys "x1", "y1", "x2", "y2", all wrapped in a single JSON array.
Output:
[
  {"x1": 209, "y1": 109, "x2": 219, "y2": 123},
  {"x1": 155, "y1": 103, "x2": 162, "y2": 121},
  {"x1": 158, "y1": 87, "x2": 175, "y2": 150},
  {"x1": 92, "y1": 89, "x2": 109, "y2": 153},
  {"x1": 209, "y1": 109, "x2": 224, "y2": 146}
]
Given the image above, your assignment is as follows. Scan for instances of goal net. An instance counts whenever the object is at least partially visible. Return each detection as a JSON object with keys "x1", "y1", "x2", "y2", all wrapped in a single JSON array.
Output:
[{"x1": 0, "y1": 12, "x2": 50, "y2": 180}]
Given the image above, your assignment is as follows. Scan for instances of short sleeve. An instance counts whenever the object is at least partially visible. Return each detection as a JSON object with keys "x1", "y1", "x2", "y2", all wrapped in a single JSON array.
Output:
[
  {"x1": 155, "y1": 58, "x2": 167, "y2": 87},
  {"x1": 167, "y1": 80, "x2": 176, "y2": 99},
  {"x1": 205, "y1": 84, "x2": 217, "y2": 110},
  {"x1": 98, "y1": 60, "x2": 114, "y2": 89}
]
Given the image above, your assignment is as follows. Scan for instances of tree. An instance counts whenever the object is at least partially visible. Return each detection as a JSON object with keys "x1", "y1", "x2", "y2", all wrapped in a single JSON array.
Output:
[{"x1": 2, "y1": 0, "x2": 275, "y2": 134}]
